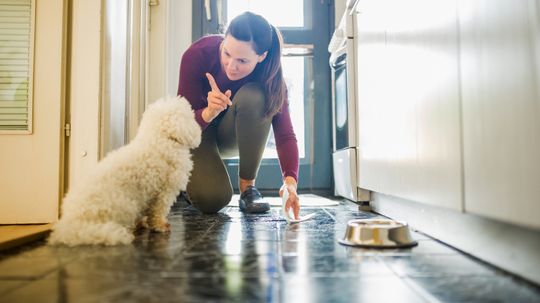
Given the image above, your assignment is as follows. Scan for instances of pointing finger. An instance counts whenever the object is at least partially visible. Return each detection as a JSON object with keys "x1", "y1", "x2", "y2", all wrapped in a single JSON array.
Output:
[{"x1": 206, "y1": 73, "x2": 221, "y2": 92}]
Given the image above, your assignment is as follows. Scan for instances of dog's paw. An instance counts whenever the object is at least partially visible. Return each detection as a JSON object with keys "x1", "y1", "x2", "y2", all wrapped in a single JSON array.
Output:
[
  {"x1": 150, "y1": 221, "x2": 171, "y2": 233},
  {"x1": 136, "y1": 216, "x2": 149, "y2": 230}
]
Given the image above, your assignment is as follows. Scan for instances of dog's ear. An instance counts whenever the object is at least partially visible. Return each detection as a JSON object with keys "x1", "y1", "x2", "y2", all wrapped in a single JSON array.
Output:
[{"x1": 167, "y1": 97, "x2": 202, "y2": 148}]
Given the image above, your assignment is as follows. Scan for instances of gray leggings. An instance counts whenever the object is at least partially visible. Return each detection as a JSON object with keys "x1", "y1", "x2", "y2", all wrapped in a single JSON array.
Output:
[{"x1": 186, "y1": 82, "x2": 272, "y2": 213}]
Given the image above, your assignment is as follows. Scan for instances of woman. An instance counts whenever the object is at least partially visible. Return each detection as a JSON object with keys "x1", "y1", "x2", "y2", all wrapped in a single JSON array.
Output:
[{"x1": 178, "y1": 12, "x2": 300, "y2": 219}]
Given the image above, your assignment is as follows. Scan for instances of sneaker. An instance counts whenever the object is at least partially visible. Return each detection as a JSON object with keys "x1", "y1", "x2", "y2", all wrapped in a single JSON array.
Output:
[{"x1": 239, "y1": 186, "x2": 270, "y2": 213}]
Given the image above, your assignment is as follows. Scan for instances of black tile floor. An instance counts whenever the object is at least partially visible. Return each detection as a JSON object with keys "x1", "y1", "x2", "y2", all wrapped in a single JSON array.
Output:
[{"x1": 1, "y1": 197, "x2": 539, "y2": 302}]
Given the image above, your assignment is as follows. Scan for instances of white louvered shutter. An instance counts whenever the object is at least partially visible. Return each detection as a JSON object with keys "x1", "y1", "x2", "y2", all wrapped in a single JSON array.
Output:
[{"x1": 0, "y1": 0, "x2": 34, "y2": 132}]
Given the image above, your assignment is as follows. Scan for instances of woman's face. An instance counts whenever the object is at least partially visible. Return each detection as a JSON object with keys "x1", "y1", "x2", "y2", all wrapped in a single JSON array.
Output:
[{"x1": 220, "y1": 35, "x2": 267, "y2": 81}]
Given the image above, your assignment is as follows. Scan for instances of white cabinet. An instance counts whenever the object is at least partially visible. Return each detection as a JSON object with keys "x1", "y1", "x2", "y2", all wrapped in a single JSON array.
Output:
[
  {"x1": 353, "y1": 0, "x2": 540, "y2": 229},
  {"x1": 355, "y1": 0, "x2": 463, "y2": 211},
  {"x1": 459, "y1": 0, "x2": 540, "y2": 229}
]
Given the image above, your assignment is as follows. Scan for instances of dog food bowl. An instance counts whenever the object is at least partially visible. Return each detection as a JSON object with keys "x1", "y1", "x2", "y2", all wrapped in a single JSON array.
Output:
[{"x1": 338, "y1": 218, "x2": 418, "y2": 248}]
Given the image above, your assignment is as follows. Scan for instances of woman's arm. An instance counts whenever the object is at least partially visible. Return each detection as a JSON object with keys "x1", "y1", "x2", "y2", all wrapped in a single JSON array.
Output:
[
  {"x1": 272, "y1": 100, "x2": 299, "y2": 181},
  {"x1": 178, "y1": 47, "x2": 211, "y2": 130},
  {"x1": 273, "y1": 101, "x2": 301, "y2": 219}
]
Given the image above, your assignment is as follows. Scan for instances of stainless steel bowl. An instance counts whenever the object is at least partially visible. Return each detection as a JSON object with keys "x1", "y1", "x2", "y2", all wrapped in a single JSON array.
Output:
[{"x1": 338, "y1": 218, "x2": 418, "y2": 248}]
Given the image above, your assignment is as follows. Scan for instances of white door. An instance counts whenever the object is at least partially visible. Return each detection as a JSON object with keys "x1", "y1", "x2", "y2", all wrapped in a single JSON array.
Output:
[{"x1": 0, "y1": 0, "x2": 66, "y2": 223}]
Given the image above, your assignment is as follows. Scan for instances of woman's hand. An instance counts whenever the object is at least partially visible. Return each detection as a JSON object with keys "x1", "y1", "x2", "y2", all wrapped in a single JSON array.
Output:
[
  {"x1": 203, "y1": 73, "x2": 232, "y2": 123},
  {"x1": 280, "y1": 176, "x2": 300, "y2": 220}
]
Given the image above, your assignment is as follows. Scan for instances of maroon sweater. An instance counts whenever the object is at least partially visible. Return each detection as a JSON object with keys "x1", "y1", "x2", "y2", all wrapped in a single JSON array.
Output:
[{"x1": 178, "y1": 35, "x2": 299, "y2": 181}]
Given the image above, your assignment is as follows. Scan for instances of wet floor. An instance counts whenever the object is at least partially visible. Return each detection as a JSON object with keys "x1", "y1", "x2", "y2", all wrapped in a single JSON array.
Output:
[{"x1": 0, "y1": 197, "x2": 539, "y2": 302}]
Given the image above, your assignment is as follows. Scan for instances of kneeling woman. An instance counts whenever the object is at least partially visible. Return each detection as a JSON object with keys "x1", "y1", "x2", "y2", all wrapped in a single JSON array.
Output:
[{"x1": 177, "y1": 12, "x2": 301, "y2": 218}]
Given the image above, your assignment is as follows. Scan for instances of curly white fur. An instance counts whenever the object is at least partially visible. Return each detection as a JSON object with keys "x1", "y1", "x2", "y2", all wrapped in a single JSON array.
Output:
[{"x1": 48, "y1": 96, "x2": 201, "y2": 246}]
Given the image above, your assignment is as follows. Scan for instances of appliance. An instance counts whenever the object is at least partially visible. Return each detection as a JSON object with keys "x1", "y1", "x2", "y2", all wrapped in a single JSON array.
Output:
[{"x1": 329, "y1": 1, "x2": 369, "y2": 202}]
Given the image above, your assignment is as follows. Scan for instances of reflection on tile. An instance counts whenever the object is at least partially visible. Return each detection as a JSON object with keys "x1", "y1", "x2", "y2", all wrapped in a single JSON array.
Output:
[
  {"x1": 185, "y1": 240, "x2": 278, "y2": 256},
  {"x1": 2, "y1": 273, "x2": 278, "y2": 303},
  {"x1": 0, "y1": 281, "x2": 27, "y2": 296},
  {"x1": 280, "y1": 275, "x2": 428, "y2": 303},
  {"x1": 406, "y1": 276, "x2": 540, "y2": 303},
  {"x1": 381, "y1": 254, "x2": 498, "y2": 277},
  {"x1": 161, "y1": 253, "x2": 278, "y2": 277},
  {"x1": 0, "y1": 256, "x2": 61, "y2": 279},
  {"x1": 281, "y1": 255, "x2": 394, "y2": 276},
  {"x1": 0, "y1": 197, "x2": 538, "y2": 302}
]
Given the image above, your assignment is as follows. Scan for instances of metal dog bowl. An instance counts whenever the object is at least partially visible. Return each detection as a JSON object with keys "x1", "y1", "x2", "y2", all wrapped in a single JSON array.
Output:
[{"x1": 338, "y1": 219, "x2": 418, "y2": 248}]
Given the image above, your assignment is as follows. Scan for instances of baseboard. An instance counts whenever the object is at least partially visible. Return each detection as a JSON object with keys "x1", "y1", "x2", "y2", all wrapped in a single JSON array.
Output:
[
  {"x1": 370, "y1": 192, "x2": 540, "y2": 285},
  {"x1": 0, "y1": 224, "x2": 52, "y2": 252}
]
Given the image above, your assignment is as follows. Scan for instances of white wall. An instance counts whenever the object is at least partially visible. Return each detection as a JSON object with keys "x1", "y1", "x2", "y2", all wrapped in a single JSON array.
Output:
[
  {"x1": 166, "y1": 1, "x2": 192, "y2": 97},
  {"x1": 334, "y1": 0, "x2": 346, "y2": 26},
  {"x1": 148, "y1": 0, "x2": 192, "y2": 104},
  {"x1": 147, "y1": 1, "x2": 165, "y2": 103},
  {"x1": 68, "y1": 0, "x2": 102, "y2": 187}
]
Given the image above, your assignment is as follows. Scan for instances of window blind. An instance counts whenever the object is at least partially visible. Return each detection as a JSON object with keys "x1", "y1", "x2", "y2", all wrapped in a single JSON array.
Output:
[{"x1": 0, "y1": 0, "x2": 33, "y2": 132}]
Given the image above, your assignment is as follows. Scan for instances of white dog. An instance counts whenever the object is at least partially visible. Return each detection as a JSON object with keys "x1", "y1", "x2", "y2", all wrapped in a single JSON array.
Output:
[{"x1": 48, "y1": 96, "x2": 201, "y2": 246}]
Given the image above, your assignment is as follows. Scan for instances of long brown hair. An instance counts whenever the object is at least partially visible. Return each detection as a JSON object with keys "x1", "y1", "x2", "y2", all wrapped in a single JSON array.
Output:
[{"x1": 226, "y1": 12, "x2": 287, "y2": 117}]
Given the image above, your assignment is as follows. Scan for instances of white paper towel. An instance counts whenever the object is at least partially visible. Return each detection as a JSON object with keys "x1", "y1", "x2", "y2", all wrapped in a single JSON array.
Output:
[{"x1": 281, "y1": 189, "x2": 317, "y2": 224}]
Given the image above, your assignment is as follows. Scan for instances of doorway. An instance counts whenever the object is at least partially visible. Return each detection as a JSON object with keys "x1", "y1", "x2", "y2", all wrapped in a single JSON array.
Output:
[{"x1": 191, "y1": 0, "x2": 333, "y2": 193}]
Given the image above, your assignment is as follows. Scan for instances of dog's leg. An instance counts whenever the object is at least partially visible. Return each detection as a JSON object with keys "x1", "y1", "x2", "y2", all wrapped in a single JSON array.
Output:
[
  {"x1": 135, "y1": 215, "x2": 149, "y2": 231},
  {"x1": 135, "y1": 205, "x2": 152, "y2": 231},
  {"x1": 147, "y1": 192, "x2": 175, "y2": 233}
]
